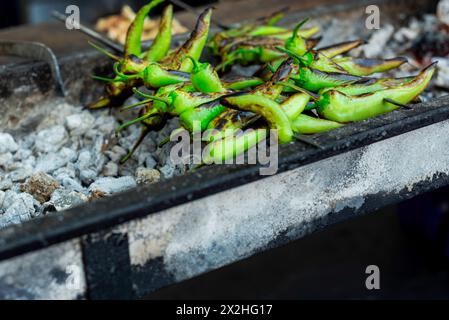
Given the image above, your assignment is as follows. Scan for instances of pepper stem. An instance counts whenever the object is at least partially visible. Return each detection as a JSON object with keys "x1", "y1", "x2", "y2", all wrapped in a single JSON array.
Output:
[
  {"x1": 91, "y1": 75, "x2": 116, "y2": 83},
  {"x1": 132, "y1": 88, "x2": 171, "y2": 105},
  {"x1": 158, "y1": 135, "x2": 171, "y2": 148},
  {"x1": 113, "y1": 62, "x2": 141, "y2": 80},
  {"x1": 275, "y1": 46, "x2": 308, "y2": 66},
  {"x1": 184, "y1": 55, "x2": 200, "y2": 72},
  {"x1": 89, "y1": 41, "x2": 120, "y2": 61},
  {"x1": 277, "y1": 81, "x2": 321, "y2": 100},
  {"x1": 267, "y1": 63, "x2": 277, "y2": 73},
  {"x1": 120, "y1": 99, "x2": 154, "y2": 112},
  {"x1": 292, "y1": 18, "x2": 310, "y2": 38},
  {"x1": 115, "y1": 113, "x2": 155, "y2": 135}
]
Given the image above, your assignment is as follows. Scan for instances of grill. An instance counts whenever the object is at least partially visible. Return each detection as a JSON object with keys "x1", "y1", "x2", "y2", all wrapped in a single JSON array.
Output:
[{"x1": 0, "y1": 0, "x2": 448, "y2": 299}]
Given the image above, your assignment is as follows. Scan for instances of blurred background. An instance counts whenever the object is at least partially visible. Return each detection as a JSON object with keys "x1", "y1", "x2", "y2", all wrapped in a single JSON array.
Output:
[
  {"x1": 0, "y1": 0, "x2": 210, "y2": 28},
  {"x1": 0, "y1": 0, "x2": 353, "y2": 28},
  {"x1": 0, "y1": 0, "x2": 448, "y2": 299}
]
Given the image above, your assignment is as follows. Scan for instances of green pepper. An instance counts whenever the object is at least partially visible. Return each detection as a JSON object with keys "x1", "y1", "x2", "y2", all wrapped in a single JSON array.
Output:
[
  {"x1": 291, "y1": 114, "x2": 343, "y2": 134},
  {"x1": 207, "y1": 8, "x2": 290, "y2": 55},
  {"x1": 179, "y1": 101, "x2": 227, "y2": 133},
  {"x1": 257, "y1": 39, "x2": 364, "y2": 80},
  {"x1": 291, "y1": 68, "x2": 363, "y2": 92},
  {"x1": 212, "y1": 18, "x2": 320, "y2": 71},
  {"x1": 280, "y1": 93, "x2": 310, "y2": 120},
  {"x1": 332, "y1": 56, "x2": 408, "y2": 76},
  {"x1": 144, "y1": 4, "x2": 173, "y2": 62},
  {"x1": 204, "y1": 109, "x2": 257, "y2": 142},
  {"x1": 185, "y1": 56, "x2": 227, "y2": 93},
  {"x1": 162, "y1": 8, "x2": 212, "y2": 72},
  {"x1": 320, "y1": 76, "x2": 415, "y2": 96},
  {"x1": 203, "y1": 128, "x2": 268, "y2": 164},
  {"x1": 248, "y1": 26, "x2": 288, "y2": 37},
  {"x1": 216, "y1": 37, "x2": 286, "y2": 70},
  {"x1": 133, "y1": 87, "x2": 226, "y2": 116},
  {"x1": 89, "y1": 78, "x2": 139, "y2": 109},
  {"x1": 317, "y1": 39, "x2": 366, "y2": 58},
  {"x1": 113, "y1": 60, "x2": 190, "y2": 88},
  {"x1": 222, "y1": 76, "x2": 264, "y2": 90},
  {"x1": 268, "y1": 26, "x2": 321, "y2": 41},
  {"x1": 141, "y1": 65, "x2": 190, "y2": 87},
  {"x1": 125, "y1": 0, "x2": 164, "y2": 58},
  {"x1": 284, "y1": 18, "x2": 310, "y2": 56},
  {"x1": 88, "y1": 42, "x2": 146, "y2": 109},
  {"x1": 316, "y1": 62, "x2": 436, "y2": 122},
  {"x1": 222, "y1": 94, "x2": 293, "y2": 143}
]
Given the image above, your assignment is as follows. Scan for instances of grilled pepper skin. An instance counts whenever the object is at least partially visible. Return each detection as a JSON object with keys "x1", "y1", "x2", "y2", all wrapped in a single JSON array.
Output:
[
  {"x1": 291, "y1": 114, "x2": 343, "y2": 134},
  {"x1": 162, "y1": 8, "x2": 213, "y2": 72},
  {"x1": 103, "y1": 6, "x2": 437, "y2": 166},
  {"x1": 125, "y1": 0, "x2": 165, "y2": 58},
  {"x1": 280, "y1": 93, "x2": 310, "y2": 120},
  {"x1": 144, "y1": 4, "x2": 173, "y2": 62},
  {"x1": 291, "y1": 68, "x2": 364, "y2": 92},
  {"x1": 90, "y1": 6, "x2": 212, "y2": 109},
  {"x1": 140, "y1": 64, "x2": 190, "y2": 88},
  {"x1": 316, "y1": 63, "x2": 436, "y2": 122},
  {"x1": 332, "y1": 56, "x2": 408, "y2": 76},
  {"x1": 222, "y1": 77, "x2": 264, "y2": 90},
  {"x1": 222, "y1": 94, "x2": 293, "y2": 143},
  {"x1": 187, "y1": 57, "x2": 227, "y2": 93},
  {"x1": 179, "y1": 101, "x2": 227, "y2": 133},
  {"x1": 203, "y1": 128, "x2": 268, "y2": 164},
  {"x1": 206, "y1": 58, "x2": 295, "y2": 141},
  {"x1": 320, "y1": 76, "x2": 415, "y2": 96},
  {"x1": 317, "y1": 40, "x2": 366, "y2": 58}
]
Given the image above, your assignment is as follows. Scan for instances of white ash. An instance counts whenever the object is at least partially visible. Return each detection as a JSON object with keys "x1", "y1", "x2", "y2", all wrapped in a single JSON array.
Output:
[
  {"x1": 34, "y1": 125, "x2": 68, "y2": 153},
  {"x1": 46, "y1": 188, "x2": 88, "y2": 212},
  {"x1": 0, "y1": 133, "x2": 19, "y2": 154},
  {"x1": 434, "y1": 57, "x2": 449, "y2": 89},
  {"x1": 88, "y1": 176, "x2": 137, "y2": 195},
  {"x1": 0, "y1": 179, "x2": 13, "y2": 191},
  {"x1": 0, "y1": 191, "x2": 39, "y2": 228},
  {"x1": 65, "y1": 112, "x2": 95, "y2": 136},
  {"x1": 438, "y1": 0, "x2": 449, "y2": 26},
  {"x1": 0, "y1": 101, "x2": 188, "y2": 229},
  {"x1": 103, "y1": 161, "x2": 119, "y2": 177},
  {"x1": 363, "y1": 24, "x2": 395, "y2": 58}
]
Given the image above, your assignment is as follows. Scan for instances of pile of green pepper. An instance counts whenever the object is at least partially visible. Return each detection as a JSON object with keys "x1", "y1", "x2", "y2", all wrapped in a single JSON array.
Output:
[{"x1": 90, "y1": 0, "x2": 436, "y2": 165}]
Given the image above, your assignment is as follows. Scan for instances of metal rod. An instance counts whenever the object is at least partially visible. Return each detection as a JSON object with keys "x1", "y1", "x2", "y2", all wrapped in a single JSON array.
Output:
[
  {"x1": 168, "y1": 0, "x2": 230, "y2": 30},
  {"x1": 0, "y1": 40, "x2": 66, "y2": 97},
  {"x1": 51, "y1": 10, "x2": 124, "y2": 53}
]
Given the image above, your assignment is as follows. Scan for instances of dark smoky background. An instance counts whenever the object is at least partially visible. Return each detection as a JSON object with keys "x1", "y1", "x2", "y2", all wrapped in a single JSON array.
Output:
[
  {"x1": 1, "y1": 0, "x2": 448, "y2": 299},
  {"x1": 0, "y1": 1, "x2": 215, "y2": 28}
]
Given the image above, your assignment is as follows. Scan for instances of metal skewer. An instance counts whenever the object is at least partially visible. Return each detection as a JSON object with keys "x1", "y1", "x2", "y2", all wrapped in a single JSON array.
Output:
[{"x1": 51, "y1": 10, "x2": 124, "y2": 53}]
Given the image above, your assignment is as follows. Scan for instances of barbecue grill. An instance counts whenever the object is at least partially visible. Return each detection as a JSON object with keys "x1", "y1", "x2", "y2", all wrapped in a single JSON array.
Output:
[{"x1": 0, "y1": 0, "x2": 448, "y2": 299}]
